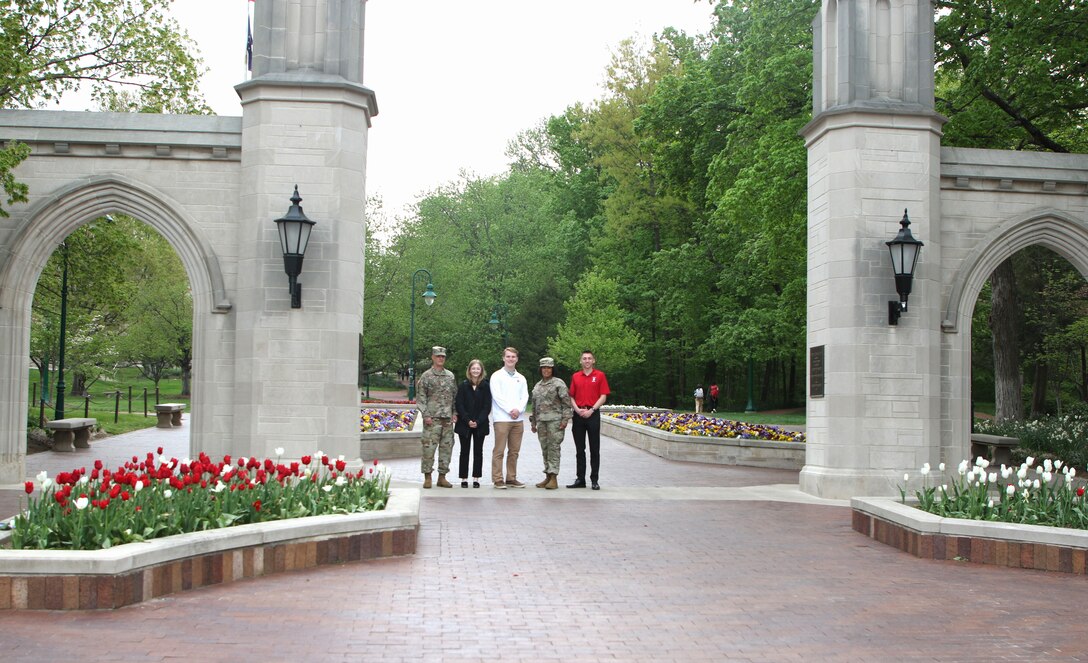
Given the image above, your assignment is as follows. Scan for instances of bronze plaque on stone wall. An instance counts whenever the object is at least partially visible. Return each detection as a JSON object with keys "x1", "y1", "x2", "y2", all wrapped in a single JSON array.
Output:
[{"x1": 810, "y1": 345, "x2": 824, "y2": 398}]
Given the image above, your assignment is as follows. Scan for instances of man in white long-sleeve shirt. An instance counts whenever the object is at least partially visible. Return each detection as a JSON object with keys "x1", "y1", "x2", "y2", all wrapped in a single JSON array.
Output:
[{"x1": 490, "y1": 346, "x2": 528, "y2": 489}]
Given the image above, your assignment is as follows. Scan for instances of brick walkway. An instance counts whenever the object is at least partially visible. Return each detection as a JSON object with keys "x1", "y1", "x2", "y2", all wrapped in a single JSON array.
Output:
[{"x1": 3, "y1": 422, "x2": 1088, "y2": 661}]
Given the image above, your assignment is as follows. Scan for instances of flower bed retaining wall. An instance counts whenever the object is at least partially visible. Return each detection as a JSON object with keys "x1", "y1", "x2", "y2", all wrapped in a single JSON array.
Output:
[
  {"x1": 852, "y1": 496, "x2": 1088, "y2": 575},
  {"x1": 0, "y1": 488, "x2": 420, "y2": 610},
  {"x1": 601, "y1": 416, "x2": 805, "y2": 470},
  {"x1": 359, "y1": 412, "x2": 422, "y2": 460}
]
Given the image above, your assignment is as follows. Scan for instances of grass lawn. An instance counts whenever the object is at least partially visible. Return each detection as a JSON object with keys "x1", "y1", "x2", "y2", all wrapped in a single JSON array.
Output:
[{"x1": 28, "y1": 366, "x2": 190, "y2": 435}]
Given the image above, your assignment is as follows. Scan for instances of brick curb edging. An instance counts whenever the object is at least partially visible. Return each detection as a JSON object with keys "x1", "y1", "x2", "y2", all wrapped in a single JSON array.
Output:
[
  {"x1": 0, "y1": 489, "x2": 420, "y2": 610},
  {"x1": 852, "y1": 497, "x2": 1088, "y2": 574},
  {"x1": 601, "y1": 415, "x2": 805, "y2": 470}
]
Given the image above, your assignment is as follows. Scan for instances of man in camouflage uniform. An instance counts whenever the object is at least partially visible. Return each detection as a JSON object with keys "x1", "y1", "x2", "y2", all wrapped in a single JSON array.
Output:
[
  {"x1": 416, "y1": 346, "x2": 457, "y2": 488},
  {"x1": 529, "y1": 357, "x2": 571, "y2": 490}
]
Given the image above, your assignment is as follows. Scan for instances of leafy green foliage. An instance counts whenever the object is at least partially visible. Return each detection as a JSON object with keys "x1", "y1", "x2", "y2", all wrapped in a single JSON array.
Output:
[
  {"x1": 548, "y1": 271, "x2": 644, "y2": 373},
  {"x1": 935, "y1": 0, "x2": 1088, "y2": 153},
  {"x1": 0, "y1": 0, "x2": 210, "y2": 215}
]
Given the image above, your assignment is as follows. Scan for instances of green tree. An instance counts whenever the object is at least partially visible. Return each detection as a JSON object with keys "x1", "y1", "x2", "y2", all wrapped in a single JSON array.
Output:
[
  {"x1": 0, "y1": 0, "x2": 210, "y2": 215},
  {"x1": 362, "y1": 170, "x2": 579, "y2": 380},
  {"x1": 936, "y1": 2, "x2": 1088, "y2": 417},
  {"x1": 31, "y1": 216, "x2": 142, "y2": 402},
  {"x1": 548, "y1": 270, "x2": 644, "y2": 374},
  {"x1": 115, "y1": 224, "x2": 192, "y2": 393}
]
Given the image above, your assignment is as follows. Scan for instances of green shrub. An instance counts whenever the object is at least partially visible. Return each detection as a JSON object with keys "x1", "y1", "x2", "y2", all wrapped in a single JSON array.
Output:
[{"x1": 974, "y1": 415, "x2": 1088, "y2": 469}]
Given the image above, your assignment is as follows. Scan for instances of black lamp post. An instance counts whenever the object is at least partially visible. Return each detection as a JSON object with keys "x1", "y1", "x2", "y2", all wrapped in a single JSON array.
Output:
[
  {"x1": 886, "y1": 209, "x2": 924, "y2": 325},
  {"x1": 488, "y1": 303, "x2": 508, "y2": 349},
  {"x1": 273, "y1": 185, "x2": 316, "y2": 309},
  {"x1": 407, "y1": 269, "x2": 437, "y2": 400},
  {"x1": 54, "y1": 241, "x2": 69, "y2": 420}
]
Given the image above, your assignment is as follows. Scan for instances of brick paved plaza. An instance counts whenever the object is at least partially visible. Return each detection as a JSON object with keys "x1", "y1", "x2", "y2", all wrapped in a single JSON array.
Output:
[{"x1": 2, "y1": 422, "x2": 1088, "y2": 661}]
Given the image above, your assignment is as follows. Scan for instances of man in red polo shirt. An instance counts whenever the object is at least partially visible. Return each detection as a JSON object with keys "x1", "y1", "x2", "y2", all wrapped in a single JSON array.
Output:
[{"x1": 568, "y1": 349, "x2": 610, "y2": 490}]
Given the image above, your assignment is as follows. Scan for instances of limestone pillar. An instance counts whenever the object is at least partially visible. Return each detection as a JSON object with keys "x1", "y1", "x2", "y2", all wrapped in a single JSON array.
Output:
[
  {"x1": 225, "y1": 0, "x2": 376, "y2": 460},
  {"x1": 800, "y1": 0, "x2": 946, "y2": 498}
]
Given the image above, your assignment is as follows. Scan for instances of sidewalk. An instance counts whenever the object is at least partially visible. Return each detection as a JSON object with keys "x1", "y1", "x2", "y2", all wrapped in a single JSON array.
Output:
[{"x1": 4, "y1": 421, "x2": 1088, "y2": 660}]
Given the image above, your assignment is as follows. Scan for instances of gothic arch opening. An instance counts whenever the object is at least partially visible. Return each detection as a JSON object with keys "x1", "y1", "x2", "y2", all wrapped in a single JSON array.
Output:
[
  {"x1": 944, "y1": 210, "x2": 1088, "y2": 465},
  {"x1": 0, "y1": 176, "x2": 231, "y2": 463}
]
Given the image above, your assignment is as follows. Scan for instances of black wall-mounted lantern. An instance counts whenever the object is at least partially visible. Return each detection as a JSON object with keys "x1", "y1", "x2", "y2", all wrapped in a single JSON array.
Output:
[
  {"x1": 886, "y1": 209, "x2": 923, "y2": 325},
  {"x1": 274, "y1": 185, "x2": 316, "y2": 309}
]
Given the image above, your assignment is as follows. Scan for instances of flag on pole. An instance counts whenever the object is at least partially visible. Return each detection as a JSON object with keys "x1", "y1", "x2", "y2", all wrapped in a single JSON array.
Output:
[{"x1": 246, "y1": 0, "x2": 255, "y2": 73}]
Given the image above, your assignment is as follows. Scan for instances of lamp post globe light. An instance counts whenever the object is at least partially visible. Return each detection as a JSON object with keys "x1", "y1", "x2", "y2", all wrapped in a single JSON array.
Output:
[
  {"x1": 488, "y1": 303, "x2": 508, "y2": 349},
  {"x1": 407, "y1": 269, "x2": 437, "y2": 400},
  {"x1": 273, "y1": 185, "x2": 317, "y2": 309},
  {"x1": 886, "y1": 209, "x2": 924, "y2": 325}
]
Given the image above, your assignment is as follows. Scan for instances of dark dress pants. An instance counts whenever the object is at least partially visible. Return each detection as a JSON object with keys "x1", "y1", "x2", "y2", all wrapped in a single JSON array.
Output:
[
  {"x1": 458, "y1": 428, "x2": 486, "y2": 479},
  {"x1": 571, "y1": 410, "x2": 601, "y2": 482}
]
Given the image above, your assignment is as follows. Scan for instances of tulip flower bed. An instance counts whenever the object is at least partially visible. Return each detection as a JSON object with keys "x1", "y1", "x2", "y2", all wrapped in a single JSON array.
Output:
[
  {"x1": 360, "y1": 408, "x2": 416, "y2": 432},
  {"x1": 10, "y1": 448, "x2": 391, "y2": 551},
  {"x1": 902, "y1": 456, "x2": 1088, "y2": 530},
  {"x1": 609, "y1": 412, "x2": 805, "y2": 443}
]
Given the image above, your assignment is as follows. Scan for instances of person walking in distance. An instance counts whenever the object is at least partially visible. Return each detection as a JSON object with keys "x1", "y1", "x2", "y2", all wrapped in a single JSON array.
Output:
[
  {"x1": 490, "y1": 347, "x2": 528, "y2": 489},
  {"x1": 530, "y1": 357, "x2": 570, "y2": 490},
  {"x1": 568, "y1": 349, "x2": 610, "y2": 490},
  {"x1": 416, "y1": 346, "x2": 457, "y2": 489},
  {"x1": 709, "y1": 383, "x2": 719, "y2": 412}
]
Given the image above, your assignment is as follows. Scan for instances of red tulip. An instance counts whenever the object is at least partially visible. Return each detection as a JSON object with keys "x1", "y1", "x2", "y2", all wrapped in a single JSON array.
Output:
[{"x1": 24, "y1": 481, "x2": 33, "y2": 494}]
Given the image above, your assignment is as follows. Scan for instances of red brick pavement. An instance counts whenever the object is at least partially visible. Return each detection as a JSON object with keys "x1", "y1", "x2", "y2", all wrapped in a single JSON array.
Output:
[{"x1": 3, "y1": 422, "x2": 1088, "y2": 661}]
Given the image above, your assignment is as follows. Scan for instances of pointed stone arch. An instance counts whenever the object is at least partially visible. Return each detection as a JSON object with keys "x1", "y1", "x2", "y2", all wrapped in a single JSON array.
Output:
[
  {"x1": 942, "y1": 209, "x2": 1088, "y2": 334},
  {"x1": 1, "y1": 174, "x2": 232, "y2": 313},
  {"x1": 0, "y1": 175, "x2": 232, "y2": 481}
]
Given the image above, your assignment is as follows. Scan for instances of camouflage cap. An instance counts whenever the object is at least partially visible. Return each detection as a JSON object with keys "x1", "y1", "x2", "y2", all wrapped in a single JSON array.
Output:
[
  {"x1": 539, "y1": 357, "x2": 555, "y2": 367},
  {"x1": 431, "y1": 346, "x2": 447, "y2": 356}
]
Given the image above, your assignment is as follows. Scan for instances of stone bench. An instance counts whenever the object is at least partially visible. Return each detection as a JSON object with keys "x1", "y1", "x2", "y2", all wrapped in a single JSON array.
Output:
[
  {"x1": 154, "y1": 403, "x2": 185, "y2": 428},
  {"x1": 970, "y1": 433, "x2": 1019, "y2": 466},
  {"x1": 44, "y1": 418, "x2": 97, "y2": 452}
]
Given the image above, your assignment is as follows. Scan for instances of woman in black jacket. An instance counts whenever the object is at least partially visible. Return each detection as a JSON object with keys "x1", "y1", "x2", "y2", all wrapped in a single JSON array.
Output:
[{"x1": 454, "y1": 359, "x2": 492, "y2": 487}]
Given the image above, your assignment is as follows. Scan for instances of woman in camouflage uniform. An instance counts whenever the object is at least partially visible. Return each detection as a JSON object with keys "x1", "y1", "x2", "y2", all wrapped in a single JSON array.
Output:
[{"x1": 529, "y1": 357, "x2": 571, "y2": 490}]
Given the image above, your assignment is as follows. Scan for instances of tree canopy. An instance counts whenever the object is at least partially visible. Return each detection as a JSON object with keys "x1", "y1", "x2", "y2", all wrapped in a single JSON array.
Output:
[
  {"x1": 0, "y1": 0, "x2": 209, "y2": 215},
  {"x1": 364, "y1": 0, "x2": 1088, "y2": 412}
]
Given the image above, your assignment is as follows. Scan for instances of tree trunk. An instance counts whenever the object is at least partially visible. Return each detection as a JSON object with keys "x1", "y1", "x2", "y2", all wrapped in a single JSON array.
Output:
[
  {"x1": 991, "y1": 259, "x2": 1022, "y2": 422},
  {"x1": 1081, "y1": 345, "x2": 1087, "y2": 402},
  {"x1": 1029, "y1": 361, "x2": 1048, "y2": 418},
  {"x1": 180, "y1": 360, "x2": 192, "y2": 397},
  {"x1": 70, "y1": 372, "x2": 86, "y2": 397}
]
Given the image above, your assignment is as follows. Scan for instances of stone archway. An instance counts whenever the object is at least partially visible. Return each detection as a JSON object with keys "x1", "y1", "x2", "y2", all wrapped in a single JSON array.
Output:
[
  {"x1": 0, "y1": 175, "x2": 232, "y2": 482},
  {"x1": 801, "y1": 0, "x2": 1088, "y2": 498},
  {"x1": 937, "y1": 209, "x2": 1088, "y2": 464},
  {"x1": 0, "y1": 0, "x2": 377, "y2": 484}
]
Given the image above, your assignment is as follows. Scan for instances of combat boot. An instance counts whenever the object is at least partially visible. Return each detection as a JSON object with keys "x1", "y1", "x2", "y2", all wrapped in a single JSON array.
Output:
[
  {"x1": 423, "y1": 473, "x2": 432, "y2": 489},
  {"x1": 545, "y1": 473, "x2": 558, "y2": 490},
  {"x1": 536, "y1": 474, "x2": 550, "y2": 488},
  {"x1": 437, "y1": 473, "x2": 453, "y2": 488}
]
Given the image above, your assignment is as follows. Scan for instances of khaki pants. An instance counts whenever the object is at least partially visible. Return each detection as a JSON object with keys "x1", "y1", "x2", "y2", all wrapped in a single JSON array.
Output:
[{"x1": 491, "y1": 420, "x2": 524, "y2": 484}]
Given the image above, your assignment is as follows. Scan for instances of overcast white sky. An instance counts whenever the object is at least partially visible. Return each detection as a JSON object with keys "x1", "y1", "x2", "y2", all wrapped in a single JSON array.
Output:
[{"x1": 166, "y1": 1, "x2": 716, "y2": 216}]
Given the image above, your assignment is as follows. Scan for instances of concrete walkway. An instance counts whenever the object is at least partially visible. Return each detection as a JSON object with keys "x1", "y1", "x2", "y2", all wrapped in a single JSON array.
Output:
[{"x1": 3, "y1": 422, "x2": 1088, "y2": 661}]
